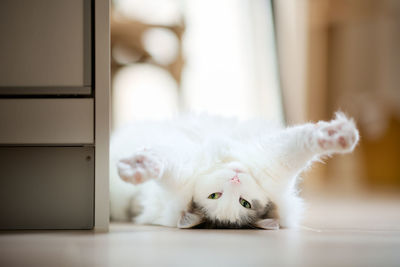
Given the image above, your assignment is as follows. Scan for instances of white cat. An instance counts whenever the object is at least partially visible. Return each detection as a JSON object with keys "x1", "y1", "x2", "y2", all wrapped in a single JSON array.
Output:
[{"x1": 110, "y1": 112, "x2": 359, "y2": 229}]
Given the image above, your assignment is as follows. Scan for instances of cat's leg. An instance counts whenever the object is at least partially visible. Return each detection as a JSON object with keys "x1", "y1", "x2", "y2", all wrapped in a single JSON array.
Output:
[
  {"x1": 117, "y1": 148, "x2": 165, "y2": 185},
  {"x1": 256, "y1": 113, "x2": 358, "y2": 229},
  {"x1": 266, "y1": 112, "x2": 359, "y2": 177}
]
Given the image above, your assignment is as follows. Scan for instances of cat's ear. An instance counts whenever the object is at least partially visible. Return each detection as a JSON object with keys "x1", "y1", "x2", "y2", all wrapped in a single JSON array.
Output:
[
  {"x1": 177, "y1": 211, "x2": 204, "y2": 229},
  {"x1": 253, "y1": 218, "x2": 280, "y2": 230}
]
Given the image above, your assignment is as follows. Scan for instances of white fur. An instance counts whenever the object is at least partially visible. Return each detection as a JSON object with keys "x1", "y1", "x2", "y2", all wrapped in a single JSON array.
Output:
[{"x1": 110, "y1": 113, "x2": 359, "y2": 228}]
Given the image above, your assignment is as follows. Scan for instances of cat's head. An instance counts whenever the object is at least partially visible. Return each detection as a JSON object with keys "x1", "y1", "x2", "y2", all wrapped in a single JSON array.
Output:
[{"x1": 178, "y1": 162, "x2": 279, "y2": 229}]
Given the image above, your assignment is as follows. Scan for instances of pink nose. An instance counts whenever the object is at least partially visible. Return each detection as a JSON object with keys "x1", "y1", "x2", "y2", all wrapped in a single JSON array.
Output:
[{"x1": 230, "y1": 176, "x2": 241, "y2": 184}]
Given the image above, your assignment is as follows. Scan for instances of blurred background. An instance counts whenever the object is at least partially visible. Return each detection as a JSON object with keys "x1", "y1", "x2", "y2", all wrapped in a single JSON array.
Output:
[{"x1": 111, "y1": 0, "x2": 400, "y2": 197}]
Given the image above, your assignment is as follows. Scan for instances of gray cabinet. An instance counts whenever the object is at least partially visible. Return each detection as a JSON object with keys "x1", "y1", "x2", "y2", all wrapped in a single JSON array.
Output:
[
  {"x1": 0, "y1": 0, "x2": 92, "y2": 95},
  {"x1": 0, "y1": 147, "x2": 94, "y2": 229},
  {"x1": 0, "y1": 0, "x2": 109, "y2": 230}
]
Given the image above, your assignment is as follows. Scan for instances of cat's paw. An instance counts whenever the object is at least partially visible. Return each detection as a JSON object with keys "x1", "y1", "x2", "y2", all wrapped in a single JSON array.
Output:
[
  {"x1": 117, "y1": 148, "x2": 164, "y2": 185},
  {"x1": 314, "y1": 112, "x2": 359, "y2": 154}
]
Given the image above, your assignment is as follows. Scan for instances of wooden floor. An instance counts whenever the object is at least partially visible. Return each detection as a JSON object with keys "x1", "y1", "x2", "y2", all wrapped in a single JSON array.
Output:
[{"x1": 1, "y1": 195, "x2": 400, "y2": 267}]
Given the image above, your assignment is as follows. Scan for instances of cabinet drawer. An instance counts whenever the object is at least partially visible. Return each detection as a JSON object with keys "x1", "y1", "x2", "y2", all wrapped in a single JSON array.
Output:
[
  {"x1": 0, "y1": 0, "x2": 91, "y2": 92},
  {"x1": 0, "y1": 99, "x2": 94, "y2": 144},
  {"x1": 0, "y1": 146, "x2": 94, "y2": 229}
]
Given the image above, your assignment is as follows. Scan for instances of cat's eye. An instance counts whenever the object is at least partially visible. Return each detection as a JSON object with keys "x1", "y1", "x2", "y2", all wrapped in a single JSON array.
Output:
[
  {"x1": 239, "y1": 197, "x2": 251, "y2": 209},
  {"x1": 208, "y1": 192, "x2": 222, "y2": 199}
]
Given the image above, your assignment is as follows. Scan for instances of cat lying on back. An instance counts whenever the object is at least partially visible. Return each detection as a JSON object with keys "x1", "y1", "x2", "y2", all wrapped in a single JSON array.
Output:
[{"x1": 110, "y1": 112, "x2": 359, "y2": 229}]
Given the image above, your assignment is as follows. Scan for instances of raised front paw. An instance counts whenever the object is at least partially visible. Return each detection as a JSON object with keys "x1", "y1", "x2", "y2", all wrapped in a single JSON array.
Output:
[
  {"x1": 117, "y1": 148, "x2": 164, "y2": 185},
  {"x1": 314, "y1": 112, "x2": 359, "y2": 154}
]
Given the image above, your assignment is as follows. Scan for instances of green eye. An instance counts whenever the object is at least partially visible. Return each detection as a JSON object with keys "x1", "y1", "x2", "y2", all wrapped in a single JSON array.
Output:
[
  {"x1": 208, "y1": 192, "x2": 222, "y2": 199},
  {"x1": 239, "y1": 198, "x2": 251, "y2": 209}
]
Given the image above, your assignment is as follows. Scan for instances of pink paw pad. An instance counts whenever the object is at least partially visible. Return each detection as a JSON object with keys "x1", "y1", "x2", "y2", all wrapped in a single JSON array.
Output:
[
  {"x1": 315, "y1": 118, "x2": 359, "y2": 153},
  {"x1": 338, "y1": 136, "x2": 347, "y2": 148},
  {"x1": 317, "y1": 138, "x2": 333, "y2": 149},
  {"x1": 118, "y1": 149, "x2": 163, "y2": 185},
  {"x1": 327, "y1": 129, "x2": 337, "y2": 136}
]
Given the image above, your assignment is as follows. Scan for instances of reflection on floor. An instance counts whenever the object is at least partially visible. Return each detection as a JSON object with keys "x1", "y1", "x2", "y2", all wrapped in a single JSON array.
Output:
[{"x1": 1, "y1": 195, "x2": 400, "y2": 267}]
